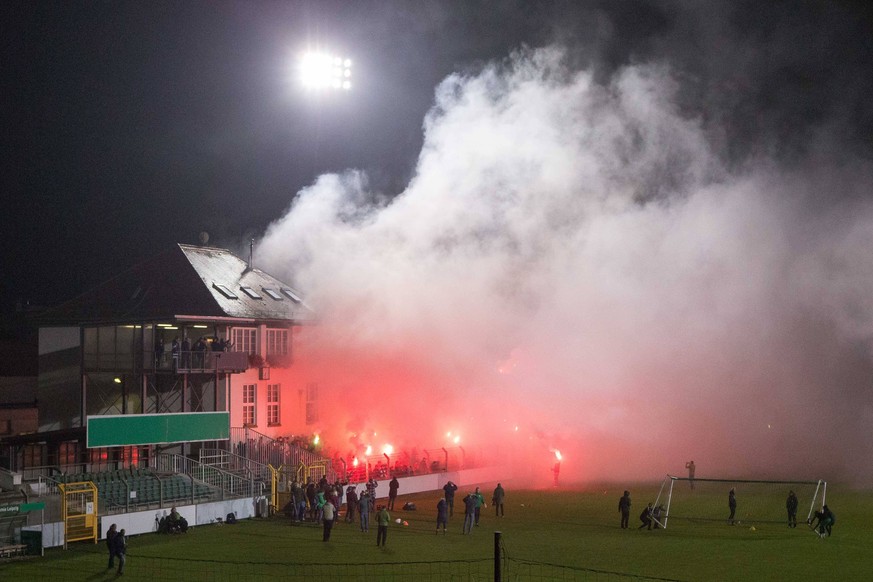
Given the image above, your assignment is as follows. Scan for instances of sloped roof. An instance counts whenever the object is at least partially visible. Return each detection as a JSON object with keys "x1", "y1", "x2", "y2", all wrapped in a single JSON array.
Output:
[{"x1": 40, "y1": 244, "x2": 314, "y2": 325}]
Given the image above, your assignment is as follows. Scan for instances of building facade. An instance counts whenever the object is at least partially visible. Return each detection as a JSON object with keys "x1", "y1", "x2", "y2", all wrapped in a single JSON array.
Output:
[{"x1": 2, "y1": 244, "x2": 317, "y2": 473}]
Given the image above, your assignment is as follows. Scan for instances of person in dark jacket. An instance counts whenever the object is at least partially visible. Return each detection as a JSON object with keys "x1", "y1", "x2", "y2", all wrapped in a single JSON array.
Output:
[
  {"x1": 436, "y1": 497, "x2": 448, "y2": 534},
  {"x1": 786, "y1": 490, "x2": 799, "y2": 528},
  {"x1": 728, "y1": 488, "x2": 737, "y2": 525},
  {"x1": 638, "y1": 503, "x2": 653, "y2": 530},
  {"x1": 106, "y1": 523, "x2": 117, "y2": 570},
  {"x1": 462, "y1": 492, "x2": 477, "y2": 534},
  {"x1": 818, "y1": 505, "x2": 835, "y2": 537},
  {"x1": 492, "y1": 483, "x2": 505, "y2": 517},
  {"x1": 618, "y1": 491, "x2": 631, "y2": 529},
  {"x1": 345, "y1": 484, "x2": 358, "y2": 523},
  {"x1": 111, "y1": 528, "x2": 127, "y2": 575},
  {"x1": 388, "y1": 477, "x2": 400, "y2": 510},
  {"x1": 443, "y1": 481, "x2": 458, "y2": 517}
]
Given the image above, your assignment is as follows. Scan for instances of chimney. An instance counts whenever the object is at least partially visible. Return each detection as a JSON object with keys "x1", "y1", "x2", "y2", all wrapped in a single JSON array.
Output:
[{"x1": 248, "y1": 238, "x2": 254, "y2": 270}]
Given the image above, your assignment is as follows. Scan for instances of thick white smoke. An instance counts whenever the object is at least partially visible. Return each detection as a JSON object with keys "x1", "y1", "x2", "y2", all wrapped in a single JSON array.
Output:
[{"x1": 258, "y1": 46, "x2": 873, "y2": 484}]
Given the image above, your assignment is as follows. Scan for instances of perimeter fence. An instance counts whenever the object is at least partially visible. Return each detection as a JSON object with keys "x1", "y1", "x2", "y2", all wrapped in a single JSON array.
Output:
[{"x1": 34, "y1": 551, "x2": 685, "y2": 582}]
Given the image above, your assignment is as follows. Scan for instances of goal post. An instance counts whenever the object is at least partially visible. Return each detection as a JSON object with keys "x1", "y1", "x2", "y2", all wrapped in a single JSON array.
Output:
[{"x1": 651, "y1": 475, "x2": 826, "y2": 529}]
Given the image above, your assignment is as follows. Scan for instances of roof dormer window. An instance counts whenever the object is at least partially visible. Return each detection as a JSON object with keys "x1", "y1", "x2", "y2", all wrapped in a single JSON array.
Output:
[
  {"x1": 263, "y1": 288, "x2": 283, "y2": 300},
  {"x1": 281, "y1": 288, "x2": 302, "y2": 303},
  {"x1": 240, "y1": 286, "x2": 262, "y2": 299},
  {"x1": 213, "y1": 283, "x2": 238, "y2": 299}
]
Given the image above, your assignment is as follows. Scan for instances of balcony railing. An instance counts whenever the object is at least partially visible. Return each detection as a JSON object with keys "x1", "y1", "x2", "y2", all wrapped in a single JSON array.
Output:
[
  {"x1": 159, "y1": 350, "x2": 250, "y2": 373},
  {"x1": 84, "y1": 350, "x2": 249, "y2": 373}
]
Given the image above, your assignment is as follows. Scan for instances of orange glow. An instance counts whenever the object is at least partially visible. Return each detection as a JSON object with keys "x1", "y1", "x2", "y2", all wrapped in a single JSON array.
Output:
[
  {"x1": 365, "y1": 445, "x2": 372, "y2": 456},
  {"x1": 352, "y1": 456, "x2": 359, "y2": 467},
  {"x1": 554, "y1": 449, "x2": 563, "y2": 461},
  {"x1": 382, "y1": 443, "x2": 394, "y2": 455}
]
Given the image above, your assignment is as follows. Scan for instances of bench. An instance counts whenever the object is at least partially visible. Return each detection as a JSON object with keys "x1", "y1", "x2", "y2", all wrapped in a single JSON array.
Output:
[{"x1": 0, "y1": 544, "x2": 28, "y2": 559}]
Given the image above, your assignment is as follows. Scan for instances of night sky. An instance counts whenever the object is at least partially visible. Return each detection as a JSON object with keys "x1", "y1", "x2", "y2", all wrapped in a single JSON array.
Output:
[
  {"x1": 4, "y1": 1, "x2": 870, "y2": 310},
  {"x1": 5, "y1": 1, "x2": 873, "y2": 481}
]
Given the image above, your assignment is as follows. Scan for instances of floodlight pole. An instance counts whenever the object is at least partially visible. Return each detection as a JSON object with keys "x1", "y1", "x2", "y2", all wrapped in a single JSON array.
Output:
[{"x1": 494, "y1": 531, "x2": 502, "y2": 582}]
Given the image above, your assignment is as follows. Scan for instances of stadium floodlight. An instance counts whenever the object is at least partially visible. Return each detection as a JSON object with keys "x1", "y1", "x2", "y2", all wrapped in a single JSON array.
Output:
[{"x1": 300, "y1": 51, "x2": 352, "y2": 90}]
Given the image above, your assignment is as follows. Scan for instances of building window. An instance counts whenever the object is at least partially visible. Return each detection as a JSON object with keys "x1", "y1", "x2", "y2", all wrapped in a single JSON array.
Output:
[
  {"x1": 0, "y1": 419, "x2": 11, "y2": 435},
  {"x1": 305, "y1": 382, "x2": 318, "y2": 424},
  {"x1": 232, "y1": 328, "x2": 257, "y2": 354},
  {"x1": 267, "y1": 383, "x2": 280, "y2": 426},
  {"x1": 266, "y1": 329, "x2": 289, "y2": 356},
  {"x1": 23, "y1": 444, "x2": 45, "y2": 468},
  {"x1": 58, "y1": 441, "x2": 78, "y2": 466},
  {"x1": 243, "y1": 384, "x2": 257, "y2": 426}
]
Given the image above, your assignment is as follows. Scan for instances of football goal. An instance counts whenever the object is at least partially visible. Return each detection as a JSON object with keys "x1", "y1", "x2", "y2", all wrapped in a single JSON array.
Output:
[{"x1": 650, "y1": 475, "x2": 826, "y2": 529}]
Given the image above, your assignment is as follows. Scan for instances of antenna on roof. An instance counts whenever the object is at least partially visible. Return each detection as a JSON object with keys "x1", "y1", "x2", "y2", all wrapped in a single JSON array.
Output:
[{"x1": 249, "y1": 238, "x2": 255, "y2": 270}]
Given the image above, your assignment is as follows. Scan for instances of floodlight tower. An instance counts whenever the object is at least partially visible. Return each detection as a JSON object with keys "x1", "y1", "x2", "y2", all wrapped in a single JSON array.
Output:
[{"x1": 300, "y1": 51, "x2": 352, "y2": 91}]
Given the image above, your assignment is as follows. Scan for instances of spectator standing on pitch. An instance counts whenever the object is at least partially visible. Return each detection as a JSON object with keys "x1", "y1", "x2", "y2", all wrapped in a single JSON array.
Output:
[
  {"x1": 388, "y1": 476, "x2": 400, "y2": 510},
  {"x1": 322, "y1": 500, "x2": 335, "y2": 541},
  {"x1": 786, "y1": 490, "x2": 799, "y2": 528},
  {"x1": 618, "y1": 491, "x2": 631, "y2": 529},
  {"x1": 492, "y1": 483, "x2": 505, "y2": 517},
  {"x1": 443, "y1": 481, "x2": 458, "y2": 517},
  {"x1": 305, "y1": 479, "x2": 317, "y2": 521},
  {"x1": 366, "y1": 478, "x2": 378, "y2": 511},
  {"x1": 111, "y1": 528, "x2": 127, "y2": 575},
  {"x1": 473, "y1": 487, "x2": 486, "y2": 526},
  {"x1": 638, "y1": 503, "x2": 653, "y2": 530},
  {"x1": 315, "y1": 488, "x2": 326, "y2": 524},
  {"x1": 686, "y1": 460, "x2": 696, "y2": 489},
  {"x1": 462, "y1": 492, "x2": 477, "y2": 534},
  {"x1": 359, "y1": 490, "x2": 371, "y2": 532},
  {"x1": 345, "y1": 484, "x2": 358, "y2": 523},
  {"x1": 294, "y1": 480, "x2": 307, "y2": 523},
  {"x1": 376, "y1": 505, "x2": 390, "y2": 548},
  {"x1": 728, "y1": 488, "x2": 737, "y2": 525},
  {"x1": 436, "y1": 497, "x2": 448, "y2": 534},
  {"x1": 106, "y1": 523, "x2": 118, "y2": 570}
]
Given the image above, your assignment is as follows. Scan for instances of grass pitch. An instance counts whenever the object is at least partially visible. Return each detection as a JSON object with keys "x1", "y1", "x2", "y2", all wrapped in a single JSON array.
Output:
[{"x1": 1, "y1": 483, "x2": 870, "y2": 581}]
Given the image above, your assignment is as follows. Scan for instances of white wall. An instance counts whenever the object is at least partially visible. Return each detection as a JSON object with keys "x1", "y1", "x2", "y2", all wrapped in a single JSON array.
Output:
[{"x1": 33, "y1": 465, "x2": 507, "y2": 548}]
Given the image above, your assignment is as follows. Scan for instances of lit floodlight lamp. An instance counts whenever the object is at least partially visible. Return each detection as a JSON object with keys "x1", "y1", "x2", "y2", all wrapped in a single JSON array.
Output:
[{"x1": 300, "y1": 51, "x2": 352, "y2": 91}]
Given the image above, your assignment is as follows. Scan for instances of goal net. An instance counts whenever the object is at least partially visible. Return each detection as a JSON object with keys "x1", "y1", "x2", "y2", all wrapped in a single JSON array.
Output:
[{"x1": 651, "y1": 475, "x2": 826, "y2": 529}]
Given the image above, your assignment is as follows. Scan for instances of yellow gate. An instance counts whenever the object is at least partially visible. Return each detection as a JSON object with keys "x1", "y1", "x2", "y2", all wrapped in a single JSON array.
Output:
[
  {"x1": 297, "y1": 460, "x2": 329, "y2": 485},
  {"x1": 58, "y1": 482, "x2": 98, "y2": 548}
]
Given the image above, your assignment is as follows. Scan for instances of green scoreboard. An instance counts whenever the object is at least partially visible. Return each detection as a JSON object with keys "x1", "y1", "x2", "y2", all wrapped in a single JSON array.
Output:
[{"x1": 86, "y1": 412, "x2": 230, "y2": 447}]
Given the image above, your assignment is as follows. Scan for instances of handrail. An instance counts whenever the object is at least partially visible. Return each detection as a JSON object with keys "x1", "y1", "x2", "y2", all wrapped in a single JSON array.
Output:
[
  {"x1": 153, "y1": 453, "x2": 256, "y2": 500},
  {"x1": 199, "y1": 449, "x2": 270, "y2": 481}
]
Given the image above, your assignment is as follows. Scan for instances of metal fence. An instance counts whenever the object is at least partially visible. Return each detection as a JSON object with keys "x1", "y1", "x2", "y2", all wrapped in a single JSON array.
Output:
[
  {"x1": 152, "y1": 453, "x2": 259, "y2": 500},
  {"x1": 30, "y1": 550, "x2": 684, "y2": 582}
]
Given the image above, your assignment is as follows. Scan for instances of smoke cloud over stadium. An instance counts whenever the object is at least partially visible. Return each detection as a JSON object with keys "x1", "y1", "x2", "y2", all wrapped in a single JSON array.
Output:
[{"x1": 257, "y1": 5, "x2": 873, "y2": 485}]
